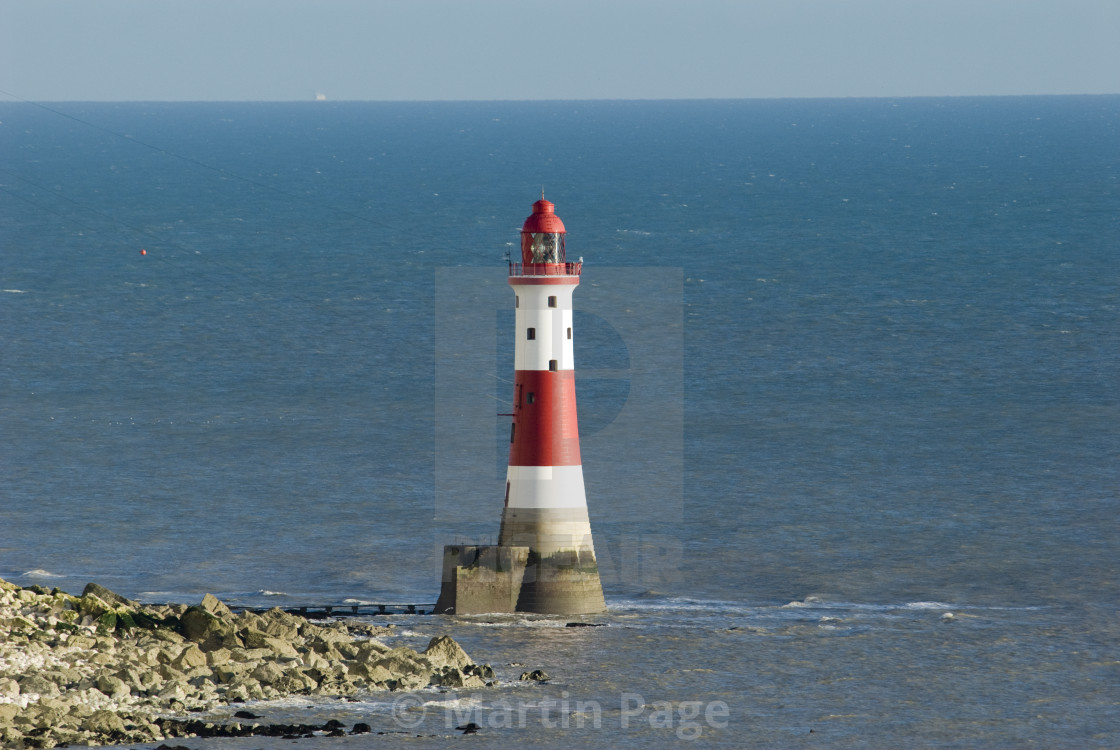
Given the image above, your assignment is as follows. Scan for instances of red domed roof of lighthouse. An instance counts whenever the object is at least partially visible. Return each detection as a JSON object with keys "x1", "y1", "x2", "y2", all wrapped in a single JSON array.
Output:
[{"x1": 522, "y1": 198, "x2": 566, "y2": 234}]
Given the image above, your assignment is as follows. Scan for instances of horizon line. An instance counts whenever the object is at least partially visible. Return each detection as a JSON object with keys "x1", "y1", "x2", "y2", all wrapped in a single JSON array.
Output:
[{"x1": 3, "y1": 92, "x2": 1119, "y2": 106}]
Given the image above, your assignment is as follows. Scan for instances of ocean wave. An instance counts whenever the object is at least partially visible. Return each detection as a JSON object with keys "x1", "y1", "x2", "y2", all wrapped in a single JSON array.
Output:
[
  {"x1": 393, "y1": 629, "x2": 431, "y2": 638},
  {"x1": 465, "y1": 618, "x2": 569, "y2": 629},
  {"x1": 609, "y1": 598, "x2": 760, "y2": 619},
  {"x1": 21, "y1": 569, "x2": 64, "y2": 578},
  {"x1": 137, "y1": 591, "x2": 180, "y2": 601}
]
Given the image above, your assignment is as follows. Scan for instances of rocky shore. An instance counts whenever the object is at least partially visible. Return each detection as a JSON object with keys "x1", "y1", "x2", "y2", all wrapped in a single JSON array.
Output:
[{"x1": 0, "y1": 577, "x2": 498, "y2": 748}]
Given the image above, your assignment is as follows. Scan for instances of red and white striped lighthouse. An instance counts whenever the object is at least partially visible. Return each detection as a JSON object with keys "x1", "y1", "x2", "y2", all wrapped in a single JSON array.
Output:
[{"x1": 498, "y1": 197, "x2": 606, "y2": 614}]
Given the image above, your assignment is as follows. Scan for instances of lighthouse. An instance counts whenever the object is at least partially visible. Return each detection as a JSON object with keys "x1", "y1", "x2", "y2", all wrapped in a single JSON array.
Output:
[{"x1": 435, "y1": 197, "x2": 606, "y2": 616}]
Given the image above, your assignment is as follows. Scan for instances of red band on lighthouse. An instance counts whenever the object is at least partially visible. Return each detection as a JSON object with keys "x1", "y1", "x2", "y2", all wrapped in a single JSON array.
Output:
[{"x1": 509, "y1": 369, "x2": 582, "y2": 467}]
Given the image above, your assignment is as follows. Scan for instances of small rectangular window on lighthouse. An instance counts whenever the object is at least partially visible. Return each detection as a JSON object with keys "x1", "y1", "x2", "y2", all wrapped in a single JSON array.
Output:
[
  {"x1": 527, "y1": 392, "x2": 535, "y2": 404},
  {"x1": 567, "y1": 327, "x2": 572, "y2": 339},
  {"x1": 515, "y1": 296, "x2": 520, "y2": 308},
  {"x1": 549, "y1": 360, "x2": 558, "y2": 371},
  {"x1": 527, "y1": 328, "x2": 536, "y2": 340},
  {"x1": 548, "y1": 296, "x2": 557, "y2": 307},
  {"x1": 510, "y1": 423, "x2": 516, "y2": 443}
]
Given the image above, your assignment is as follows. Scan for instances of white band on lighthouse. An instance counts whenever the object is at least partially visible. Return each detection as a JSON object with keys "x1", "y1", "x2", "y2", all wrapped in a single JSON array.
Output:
[
  {"x1": 513, "y1": 285, "x2": 576, "y2": 372},
  {"x1": 505, "y1": 465, "x2": 588, "y2": 509}
]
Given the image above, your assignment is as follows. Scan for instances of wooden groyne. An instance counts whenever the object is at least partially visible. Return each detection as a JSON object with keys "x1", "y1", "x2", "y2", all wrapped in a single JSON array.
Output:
[{"x1": 228, "y1": 603, "x2": 435, "y2": 619}]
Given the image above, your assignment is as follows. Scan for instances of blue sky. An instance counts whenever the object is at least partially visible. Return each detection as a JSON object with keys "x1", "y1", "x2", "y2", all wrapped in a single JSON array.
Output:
[{"x1": 2, "y1": 0, "x2": 1117, "y2": 101}]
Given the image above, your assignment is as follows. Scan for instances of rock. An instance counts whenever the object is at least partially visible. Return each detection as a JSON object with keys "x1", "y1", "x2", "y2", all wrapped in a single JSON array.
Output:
[
  {"x1": 260, "y1": 608, "x2": 303, "y2": 639},
  {"x1": 67, "y1": 634, "x2": 97, "y2": 650},
  {"x1": 81, "y1": 582, "x2": 136, "y2": 609},
  {"x1": 158, "y1": 681, "x2": 189, "y2": 702},
  {"x1": 200, "y1": 593, "x2": 233, "y2": 619},
  {"x1": 96, "y1": 673, "x2": 131, "y2": 699},
  {"x1": 435, "y1": 667, "x2": 486, "y2": 689},
  {"x1": 0, "y1": 676, "x2": 21, "y2": 697},
  {"x1": 250, "y1": 662, "x2": 286, "y2": 686},
  {"x1": 356, "y1": 639, "x2": 390, "y2": 659},
  {"x1": 206, "y1": 646, "x2": 232, "y2": 666},
  {"x1": 373, "y1": 647, "x2": 433, "y2": 678},
  {"x1": 172, "y1": 644, "x2": 208, "y2": 670},
  {"x1": 19, "y1": 673, "x2": 61, "y2": 697},
  {"x1": 241, "y1": 628, "x2": 300, "y2": 658},
  {"x1": 467, "y1": 663, "x2": 495, "y2": 680},
  {"x1": 180, "y1": 607, "x2": 241, "y2": 651},
  {"x1": 519, "y1": 669, "x2": 549, "y2": 682},
  {"x1": 0, "y1": 576, "x2": 508, "y2": 748},
  {"x1": 98, "y1": 610, "x2": 120, "y2": 633},
  {"x1": 423, "y1": 635, "x2": 472, "y2": 670},
  {"x1": 28, "y1": 699, "x2": 69, "y2": 729},
  {"x1": 79, "y1": 592, "x2": 113, "y2": 618},
  {"x1": 213, "y1": 662, "x2": 251, "y2": 684},
  {"x1": 86, "y1": 708, "x2": 128, "y2": 735}
]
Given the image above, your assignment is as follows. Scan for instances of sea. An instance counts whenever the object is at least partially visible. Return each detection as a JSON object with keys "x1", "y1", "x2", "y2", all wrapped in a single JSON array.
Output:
[{"x1": 1, "y1": 96, "x2": 1118, "y2": 748}]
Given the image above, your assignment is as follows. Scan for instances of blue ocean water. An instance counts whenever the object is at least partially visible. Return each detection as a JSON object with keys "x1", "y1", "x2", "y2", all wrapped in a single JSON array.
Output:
[{"x1": 1, "y1": 97, "x2": 1118, "y2": 747}]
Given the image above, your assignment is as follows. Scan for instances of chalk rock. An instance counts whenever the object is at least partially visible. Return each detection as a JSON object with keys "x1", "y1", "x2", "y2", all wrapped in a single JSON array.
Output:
[
  {"x1": 180, "y1": 606, "x2": 241, "y2": 651},
  {"x1": 0, "y1": 676, "x2": 21, "y2": 697},
  {"x1": 19, "y1": 673, "x2": 61, "y2": 697},
  {"x1": 424, "y1": 635, "x2": 471, "y2": 670},
  {"x1": 375, "y1": 647, "x2": 433, "y2": 678},
  {"x1": 81, "y1": 582, "x2": 134, "y2": 608},
  {"x1": 0, "y1": 576, "x2": 508, "y2": 748},
  {"x1": 250, "y1": 661, "x2": 286, "y2": 686},
  {"x1": 241, "y1": 628, "x2": 300, "y2": 658},
  {"x1": 201, "y1": 593, "x2": 233, "y2": 618},
  {"x1": 519, "y1": 669, "x2": 549, "y2": 682},
  {"x1": 96, "y1": 673, "x2": 131, "y2": 699},
  {"x1": 173, "y1": 643, "x2": 208, "y2": 671},
  {"x1": 79, "y1": 592, "x2": 113, "y2": 619},
  {"x1": 256, "y1": 608, "x2": 303, "y2": 640},
  {"x1": 86, "y1": 708, "x2": 128, "y2": 735},
  {"x1": 435, "y1": 667, "x2": 486, "y2": 689}
]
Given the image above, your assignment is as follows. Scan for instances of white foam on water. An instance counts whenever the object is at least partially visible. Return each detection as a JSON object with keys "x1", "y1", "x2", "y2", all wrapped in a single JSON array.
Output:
[
  {"x1": 137, "y1": 591, "x2": 179, "y2": 601},
  {"x1": 21, "y1": 569, "x2": 64, "y2": 578},
  {"x1": 462, "y1": 618, "x2": 568, "y2": 629},
  {"x1": 610, "y1": 595, "x2": 751, "y2": 613}
]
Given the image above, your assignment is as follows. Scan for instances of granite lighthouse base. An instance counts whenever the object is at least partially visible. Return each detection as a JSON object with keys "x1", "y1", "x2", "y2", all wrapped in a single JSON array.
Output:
[{"x1": 434, "y1": 543, "x2": 605, "y2": 616}]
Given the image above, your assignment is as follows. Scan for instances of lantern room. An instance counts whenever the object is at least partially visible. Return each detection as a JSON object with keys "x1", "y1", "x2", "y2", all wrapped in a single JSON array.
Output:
[{"x1": 520, "y1": 198, "x2": 566, "y2": 265}]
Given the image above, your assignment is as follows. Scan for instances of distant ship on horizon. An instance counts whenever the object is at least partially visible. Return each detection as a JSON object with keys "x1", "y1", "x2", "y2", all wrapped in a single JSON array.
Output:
[{"x1": 315, "y1": 92, "x2": 327, "y2": 101}]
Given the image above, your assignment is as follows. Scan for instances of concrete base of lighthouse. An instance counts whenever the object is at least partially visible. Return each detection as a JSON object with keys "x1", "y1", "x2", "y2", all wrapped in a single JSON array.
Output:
[
  {"x1": 499, "y1": 505, "x2": 606, "y2": 615},
  {"x1": 434, "y1": 545, "x2": 530, "y2": 616},
  {"x1": 434, "y1": 536, "x2": 605, "y2": 616}
]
